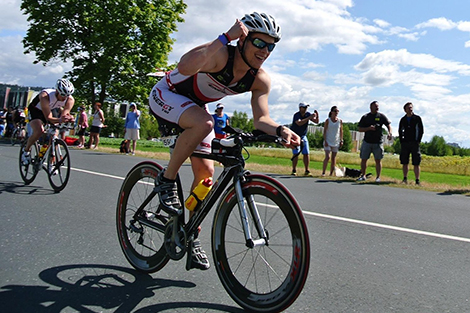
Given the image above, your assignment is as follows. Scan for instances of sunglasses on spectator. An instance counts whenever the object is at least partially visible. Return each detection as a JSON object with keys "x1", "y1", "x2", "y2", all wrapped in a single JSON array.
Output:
[{"x1": 248, "y1": 37, "x2": 276, "y2": 52}]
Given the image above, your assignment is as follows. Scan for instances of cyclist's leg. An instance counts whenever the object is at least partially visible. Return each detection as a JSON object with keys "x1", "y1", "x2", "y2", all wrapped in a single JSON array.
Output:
[
  {"x1": 149, "y1": 82, "x2": 214, "y2": 215},
  {"x1": 25, "y1": 119, "x2": 43, "y2": 152},
  {"x1": 164, "y1": 106, "x2": 214, "y2": 180},
  {"x1": 187, "y1": 149, "x2": 214, "y2": 270}
]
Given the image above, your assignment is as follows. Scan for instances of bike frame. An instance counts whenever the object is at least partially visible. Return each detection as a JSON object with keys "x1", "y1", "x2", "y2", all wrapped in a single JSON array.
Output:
[
  {"x1": 33, "y1": 124, "x2": 68, "y2": 172},
  {"x1": 133, "y1": 146, "x2": 268, "y2": 250}
]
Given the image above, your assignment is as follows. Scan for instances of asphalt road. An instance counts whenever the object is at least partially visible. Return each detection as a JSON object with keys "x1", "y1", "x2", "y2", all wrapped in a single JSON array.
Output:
[{"x1": 1, "y1": 141, "x2": 470, "y2": 312}]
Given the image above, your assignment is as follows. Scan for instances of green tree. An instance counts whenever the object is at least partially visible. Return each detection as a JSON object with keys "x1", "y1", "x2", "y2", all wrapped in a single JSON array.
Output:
[
  {"x1": 427, "y1": 135, "x2": 453, "y2": 156},
  {"x1": 392, "y1": 137, "x2": 401, "y2": 154},
  {"x1": 340, "y1": 124, "x2": 352, "y2": 152},
  {"x1": 21, "y1": 0, "x2": 186, "y2": 104},
  {"x1": 139, "y1": 109, "x2": 161, "y2": 139},
  {"x1": 230, "y1": 110, "x2": 254, "y2": 132},
  {"x1": 307, "y1": 130, "x2": 323, "y2": 149},
  {"x1": 101, "y1": 114, "x2": 125, "y2": 138}
]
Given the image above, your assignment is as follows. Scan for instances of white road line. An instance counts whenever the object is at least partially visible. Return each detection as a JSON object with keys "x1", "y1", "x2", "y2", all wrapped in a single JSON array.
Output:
[
  {"x1": 72, "y1": 167, "x2": 124, "y2": 180},
  {"x1": 303, "y1": 211, "x2": 470, "y2": 243},
  {"x1": 71, "y1": 167, "x2": 470, "y2": 244}
]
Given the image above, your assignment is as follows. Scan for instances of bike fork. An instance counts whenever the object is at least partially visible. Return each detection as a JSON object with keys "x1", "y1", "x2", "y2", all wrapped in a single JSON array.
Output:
[{"x1": 234, "y1": 179, "x2": 268, "y2": 248}]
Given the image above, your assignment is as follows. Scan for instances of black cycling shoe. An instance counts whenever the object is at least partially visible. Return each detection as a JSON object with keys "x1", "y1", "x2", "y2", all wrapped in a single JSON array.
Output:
[
  {"x1": 186, "y1": 239, "x2": 210, "y2": 271},
  {"x1": 154, "y1": 171, "x2": 182, "y2": 216}
]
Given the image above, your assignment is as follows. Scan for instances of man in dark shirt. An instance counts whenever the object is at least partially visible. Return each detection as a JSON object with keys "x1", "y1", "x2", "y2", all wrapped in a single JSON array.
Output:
[
  {"x1": 398, "y1": 102, "x2": 424, "y2": 185},
  {"x1": 290, "y1": 102, "x2": 319, "y2": 176},
  {"x1": 357, "y1": 101, "x2": 392, "y2": 182}
]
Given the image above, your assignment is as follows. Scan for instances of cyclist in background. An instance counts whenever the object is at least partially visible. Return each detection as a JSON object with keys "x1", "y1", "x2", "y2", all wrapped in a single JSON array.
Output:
[
  {"x1": 149, "y1": 12, "x2": 300, "y2": 270},
  {"x1": 22, "y1": 79, "x2": 75, "y2": 165}
]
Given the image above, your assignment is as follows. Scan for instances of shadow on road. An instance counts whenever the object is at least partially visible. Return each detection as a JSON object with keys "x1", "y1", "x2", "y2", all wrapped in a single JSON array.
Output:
[
  {"x1": 0, "y1": 264, "x2": 242, "y2": 313},
  {"x1": 0, "y1": 181, "x2": 56, "y2": 195}
]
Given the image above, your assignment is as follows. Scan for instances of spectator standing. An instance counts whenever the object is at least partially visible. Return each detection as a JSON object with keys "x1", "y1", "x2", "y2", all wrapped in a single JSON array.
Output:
[
  {"x1": 322, "y1": 106, "x2": 343, "y2": 176},
  {"x1": 357, "y1": 100, "x2": 392, "y2": 182},
  {"x1": 0, "y1": 108, "x2": 5, "y2": 136},
  {"x1": 212, "y1": 103, "x2": 230, "y2": 139},
  {"x1": 290, "y1": 102, "x2": 319, "y2": 176},
  {"x1": 87, "y1": 102, "x2": 105, "y2": 149},
  {"x1": 398, "y1": 102, "x2": 424, "y2": 185},
  {"x1": 77, "y1": 105, "x2": 88, "y2": 148},
  {"x1": 124, "y1": 103, "x2": 141, "y2": 155},
  {"x1": 4, "y1": 107, "x2": 14, "y2": 137}
]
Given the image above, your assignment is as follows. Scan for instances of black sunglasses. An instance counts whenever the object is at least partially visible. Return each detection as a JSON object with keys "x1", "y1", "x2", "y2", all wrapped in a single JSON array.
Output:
[{"x1": 248, "y1": 37, "x2": 276, "y2": 52}]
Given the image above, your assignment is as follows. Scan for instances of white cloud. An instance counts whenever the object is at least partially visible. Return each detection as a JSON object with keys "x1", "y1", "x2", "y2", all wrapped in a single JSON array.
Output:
[
  {"x1": 1, "y1": 0, "x2": 470, "y2": 147},
  {"x1": 416, "y1": 17, "x2": 457, "y2": 30},
  {"x1": 457, "y1": 21, "x2": 470, "y2": 32},
  {"x1": 374, "y1": 19, "x2": 391, "y2": 28},
  {"x1": 356, "y1": 49, "x2": 470, "y2": 76},
  {"x1": 0, "y1": 35, "x2": 71, "y2": 87},
  {"x1": 0, "y1": 0, "x2": 27, "y2": 32}
]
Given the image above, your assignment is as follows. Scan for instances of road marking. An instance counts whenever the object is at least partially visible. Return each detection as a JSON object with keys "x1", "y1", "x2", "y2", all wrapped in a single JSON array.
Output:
[
  {"x1": 72, "y1": 167, "x2": 470, "y2": 244},
  {"x1": 303, "y1": 211, "x2": 470, "y2": 243},
  {"x1": 72, "y1": 167, "x2": 124, "y2": 180}
]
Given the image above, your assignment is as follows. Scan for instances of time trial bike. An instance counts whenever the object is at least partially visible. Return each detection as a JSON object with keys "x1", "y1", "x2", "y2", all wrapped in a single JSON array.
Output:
[
  {"x1": 19, "y1": 123, "x2": 73, "y2": 193},
  {"x1": 116, "y1": 126, "x2": 310, "y2": 312},
  {"x1": 10, "y1": 123, "x2": 27, "y2": 146}
]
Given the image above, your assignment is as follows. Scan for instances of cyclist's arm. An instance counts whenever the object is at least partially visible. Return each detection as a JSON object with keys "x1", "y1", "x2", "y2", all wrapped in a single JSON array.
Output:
[
  {"x1": 39, "y1": 92, "x2": 57, "y2": 124},
  {"x1": 178, "y1": 19, "x2": 247, "y2": 76},
  {"x1": 250, "y1": 70, "x2": 300, "y2": 148},
  {"x1": 61, "y1": 96, "x2": 75, "y2": 118}
]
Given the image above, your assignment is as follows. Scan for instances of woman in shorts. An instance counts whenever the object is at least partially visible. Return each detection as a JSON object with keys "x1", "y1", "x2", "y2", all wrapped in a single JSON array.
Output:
[{"x1": 322, "y1": 106, "x2": 343, "y2": 176}]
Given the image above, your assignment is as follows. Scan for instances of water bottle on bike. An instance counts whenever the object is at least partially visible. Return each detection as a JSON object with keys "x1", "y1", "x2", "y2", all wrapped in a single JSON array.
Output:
[
  {"x1": 39, "y1": 143, "x2": 48, "y2": 158},
  {"x1": 185, "y1": 178, "x2": 213, "y2": 211}
]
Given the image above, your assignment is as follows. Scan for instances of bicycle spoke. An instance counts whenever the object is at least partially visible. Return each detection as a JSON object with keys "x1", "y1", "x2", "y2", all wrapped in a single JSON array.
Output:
[{"x1": 213, "y1": 175, "x2": 309, "y2": 312}]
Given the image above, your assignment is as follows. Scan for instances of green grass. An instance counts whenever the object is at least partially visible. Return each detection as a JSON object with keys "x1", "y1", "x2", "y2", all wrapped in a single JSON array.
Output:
[{"x1": 74, "y1": 137, "x2": 470, "y2": 193}]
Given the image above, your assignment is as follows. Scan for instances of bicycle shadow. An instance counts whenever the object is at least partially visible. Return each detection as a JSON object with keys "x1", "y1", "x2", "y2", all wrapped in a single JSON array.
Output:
[
  {"x1": 0, "y1": 264, "x2": 242, "y2": 313},
  {"x1": 0, "y1": 181, "x2": 56, "y2": 195}
]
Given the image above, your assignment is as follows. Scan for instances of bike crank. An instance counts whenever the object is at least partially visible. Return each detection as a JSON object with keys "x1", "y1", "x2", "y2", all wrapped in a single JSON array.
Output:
[{"x1": 164, "y1": 217, "x2": 187, "y2": 260}]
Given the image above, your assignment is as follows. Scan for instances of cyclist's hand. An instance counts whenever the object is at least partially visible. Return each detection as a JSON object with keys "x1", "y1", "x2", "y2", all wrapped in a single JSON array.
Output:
[
  {"x1": 60, "y1": 114, "x2": 74, "y2": 123},
  {"x1": 281, "y1": 129, "x2": 300, "y2": 149},
  {"x1": 226, "y1": 19, "x2": 249, "y2": 42}
]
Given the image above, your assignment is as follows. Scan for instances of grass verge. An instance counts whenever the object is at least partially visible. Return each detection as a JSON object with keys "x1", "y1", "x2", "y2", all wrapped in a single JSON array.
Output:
[{"x1": 74, "y1": 138, "x2": 469, "y2": 196}]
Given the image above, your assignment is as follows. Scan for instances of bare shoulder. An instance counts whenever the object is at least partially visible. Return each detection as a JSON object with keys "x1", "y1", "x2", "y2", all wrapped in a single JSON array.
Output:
[{"x1": 251, "y1": 67, "x2": 271, "y2": 92}]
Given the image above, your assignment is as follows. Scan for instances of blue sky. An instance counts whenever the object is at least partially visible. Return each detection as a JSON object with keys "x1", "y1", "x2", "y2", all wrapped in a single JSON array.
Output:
[{"x1": 1, "y1": 0, "x2": 469, "y2": 148}]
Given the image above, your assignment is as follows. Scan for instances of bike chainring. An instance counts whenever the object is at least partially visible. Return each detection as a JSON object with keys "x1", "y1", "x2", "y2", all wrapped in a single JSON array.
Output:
[{"x1": 164, "y1": 218, "x2": 187, "y2": 260}]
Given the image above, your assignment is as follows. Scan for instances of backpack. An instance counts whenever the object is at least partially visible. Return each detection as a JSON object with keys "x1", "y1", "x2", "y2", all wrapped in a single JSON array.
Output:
[{"x1": 120, "y1": 140, "x2": 129, "y2": 153}]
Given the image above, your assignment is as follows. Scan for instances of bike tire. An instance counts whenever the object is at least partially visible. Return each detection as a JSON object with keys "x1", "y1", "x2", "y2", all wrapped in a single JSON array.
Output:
[
  {"x1": 10, "y1": 128, "x2": 18, "y2": 146},
  {"x1": 19, "y1": 141, "x2": 39, "y2": 184},
  {"x1": 116, "y1": 161, "x2": 171, "y2": 273},
  {"x1": 212, "y1": 174, "x2": 310, "y2": 312},
  {"x1": 47, "y1": 138, "x2": 71, "y2": 193}
]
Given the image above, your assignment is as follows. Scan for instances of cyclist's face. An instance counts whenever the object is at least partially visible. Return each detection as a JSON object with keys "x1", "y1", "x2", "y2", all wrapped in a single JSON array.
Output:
[
  {"x1": 243, "y1": 33, "x2": 275, "y2": 69},
  {"x1": 56, "y1": 91, "x2": 67, "y2": 101}
]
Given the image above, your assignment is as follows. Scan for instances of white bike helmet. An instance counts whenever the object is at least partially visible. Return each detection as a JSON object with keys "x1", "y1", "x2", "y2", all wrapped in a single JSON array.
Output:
[
  {"x1": 241, "y1": 12, "x2": 281, "y2": 42},
  {"x1": 55, "y1": 79, "x2": 75, "y2": 96}
]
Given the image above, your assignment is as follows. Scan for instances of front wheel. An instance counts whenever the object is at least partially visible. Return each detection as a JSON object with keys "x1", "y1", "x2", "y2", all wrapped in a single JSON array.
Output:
[
  {"x1": 19, "y1": 141, "x2": 39, "y2": 185},
  {"x1": 212, "y1": 174, "x2": 310, "y2": 312},
  {"x1": 116, "y1": 161, "x2": 171, "y2": 273},
  {"x1": 47, "y1": 139, "x2": 71, "y2": 193},
  {"x1": 10, "y1": 128, "x2": 19, "y2": 146}
]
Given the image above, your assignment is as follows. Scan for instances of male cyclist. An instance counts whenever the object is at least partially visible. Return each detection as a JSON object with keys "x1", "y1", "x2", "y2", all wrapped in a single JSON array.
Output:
[
  {"x1": 149, "y1": 12, "x2": 300, "y2": 270},
  {"x1": 22, "y1": 79, "x2": 75, "y2": 165}
]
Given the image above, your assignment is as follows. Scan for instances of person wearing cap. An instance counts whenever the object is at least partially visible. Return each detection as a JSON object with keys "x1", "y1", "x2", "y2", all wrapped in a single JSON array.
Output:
[
  {"x1": 212, "y1": 103, "x2": 230, "y2": 139},
  {"x1": 290, "y1": 102, "x2": 319, "y2": 176},
  {"x1": 148, "y1": 12, "x2": 300, "y2": 271},
  {"x1": 357, "y1": 100, "x2": 392, "y2": 183},
  {"x1": 124, "y1": 103, "x2": 141, "y2": 155}
]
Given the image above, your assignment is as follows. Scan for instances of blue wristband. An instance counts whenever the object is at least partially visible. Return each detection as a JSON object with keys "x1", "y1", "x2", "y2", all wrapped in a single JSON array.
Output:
[{"x1": 218, "y1": 33, "x2": 229, "y2": 45}]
